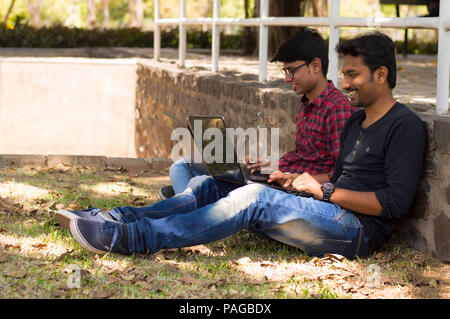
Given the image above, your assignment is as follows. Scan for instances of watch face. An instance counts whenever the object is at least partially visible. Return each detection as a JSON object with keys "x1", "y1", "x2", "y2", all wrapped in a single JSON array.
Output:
[{"x1": 321, "y1": 183, "x2": 335, "y2": 201}]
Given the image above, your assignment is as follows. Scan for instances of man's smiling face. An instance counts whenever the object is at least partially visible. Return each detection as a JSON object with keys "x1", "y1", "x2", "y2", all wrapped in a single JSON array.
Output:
[
  {"x1": 282, "y1": 60, "x2": 313, "y2": 96},
  {"x1": 341, "y1": 55, "x2": 378, "y2": 109}
]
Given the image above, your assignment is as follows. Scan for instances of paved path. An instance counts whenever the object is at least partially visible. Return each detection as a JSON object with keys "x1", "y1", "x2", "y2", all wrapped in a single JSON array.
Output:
[{"x1": 1, "y1": 47, "x2": 448, "y2": 114}]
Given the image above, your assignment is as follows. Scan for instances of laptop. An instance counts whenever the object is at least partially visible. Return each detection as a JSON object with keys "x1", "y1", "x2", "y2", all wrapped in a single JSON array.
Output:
[
  {"x1": 187, "y1": 114, "x2": 313, "y2": 197},
  {"x1": 162, "y1": 111, "x2": 202, "y2": 166}
]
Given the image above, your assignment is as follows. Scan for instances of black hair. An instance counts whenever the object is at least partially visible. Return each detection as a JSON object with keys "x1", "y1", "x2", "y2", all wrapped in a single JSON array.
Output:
[
  {"x1": 270, "y1": 27, "x2": 329, "y2": 77},
  {"x1": 336, "y1": 31, "x2": 397, "y2": 89}
]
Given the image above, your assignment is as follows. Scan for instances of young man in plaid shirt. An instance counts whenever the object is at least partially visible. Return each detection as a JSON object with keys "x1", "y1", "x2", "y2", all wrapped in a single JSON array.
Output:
[
  {"x1": 160, "y1": 27, "x2": 355, "y2": 199},
  {"x1": 249, "y1": 27, "x2": 356, "y2": 187}
]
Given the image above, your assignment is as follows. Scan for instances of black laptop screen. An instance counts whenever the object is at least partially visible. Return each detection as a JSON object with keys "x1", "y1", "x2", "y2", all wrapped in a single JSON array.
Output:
[{"x1": 188, "y1": 115, "x2": 242, "y2": 177}]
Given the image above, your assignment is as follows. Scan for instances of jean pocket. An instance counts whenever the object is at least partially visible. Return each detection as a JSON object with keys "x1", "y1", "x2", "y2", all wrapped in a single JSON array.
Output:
[{"x1": 335, "y1": 209, "x2": 361, "y2": 229}]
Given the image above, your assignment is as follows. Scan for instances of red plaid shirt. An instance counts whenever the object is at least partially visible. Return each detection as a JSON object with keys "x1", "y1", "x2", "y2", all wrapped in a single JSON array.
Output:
[{"x1": 278, "y1": 81, "x2": 356, "y2": 178}]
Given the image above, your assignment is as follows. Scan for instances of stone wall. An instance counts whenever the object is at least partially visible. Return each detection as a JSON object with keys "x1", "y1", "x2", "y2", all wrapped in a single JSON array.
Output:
[
  {"x1": 397, "y1": 115, "x2": 450, "y2": 261},
  {"x1": 135, "y1": 60, "x2": 450, "y2": 261},
  {"x1": 134, "y1": 60, "x2": 299, "y2": 160}
]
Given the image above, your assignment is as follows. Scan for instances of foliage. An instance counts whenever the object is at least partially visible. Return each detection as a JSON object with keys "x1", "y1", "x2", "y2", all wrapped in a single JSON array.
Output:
[
  {"x1": 393, "y1": 38, "x2": 438, "y2": 55},
  {"x1": 0, "y1": 22, "x2": 243, "y2": 49},
  {"x1": 336, "y1": 36, "x2": 438, "y2": 55},
  {"x1": 0, "y1": 1, "x2": 439, "y2": 54}
]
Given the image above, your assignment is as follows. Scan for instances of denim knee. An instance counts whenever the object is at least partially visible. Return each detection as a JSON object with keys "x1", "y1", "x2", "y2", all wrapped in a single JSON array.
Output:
[
  {"x1": 169, "y1": 158, "x2": 188, "y2": 176},
  {"x1": 185, "y1": 175, "x2": 212, "y2": 190}
]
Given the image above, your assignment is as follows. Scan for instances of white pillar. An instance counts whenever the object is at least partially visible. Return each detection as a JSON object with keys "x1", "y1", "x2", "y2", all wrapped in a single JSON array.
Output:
[
  {"x1": 259, "y1": 0, "x2": 269, "y2": 82},
  {"x1": 179, "y1": 0, "x2": 187, "y2": 68},
  {"x1": 436, "y1": 1, "x2": 450, "y2": 115},
  {"x1": 328, "y1": 0, "x2": 340, "y2": 85},
  {"x1": 212, "y1": 0, "x2": 220, "y2": 72},
  {"x1": 153, "y1": 0, "x2": 160, "y2": 61}
]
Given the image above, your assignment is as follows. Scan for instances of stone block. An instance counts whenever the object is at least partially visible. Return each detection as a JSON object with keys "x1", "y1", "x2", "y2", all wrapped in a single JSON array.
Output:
[
  {"x1": 433, "y1": 118, "x2": 450, "y2": 153},
  {"x1": 408, "y1": 179, "x2": 431, "y2": 220},
  {"x1": 418, "y1": 114, "x2": 436, "y2": 151},
  {"x1": 105, "y1": 157, "x2": 152, "y2": 172},
  {"x1": 0, "y1": 154, "x2": 47, "y2": 168},
  {"x1": 434, "y1": 212, "x2": 450, "y2": 261},
  {"x1": 232, "y1": 83, "x2": 243, "y2": 101},
  {"x1": 435, "y1": 152, "x2": 450, "y2": 179},
  {"x1": 47, "y1": 155, "x2": 107, "y2": 168},
  {"x1": 446, "y1": 184, "x2": 450, "y2": 206},
  {"x1": 143, "y1": 158, "x2": 172, "y2": 171},
  {"x1": 427, "y1": 178, "x2": 448, "y2": 219},
  {"x1": 396, "y1": 222, "x2": 430, "y2": 253},
  {"x1": 422, "y1": 152, "x2": 437, "y2": 177}
]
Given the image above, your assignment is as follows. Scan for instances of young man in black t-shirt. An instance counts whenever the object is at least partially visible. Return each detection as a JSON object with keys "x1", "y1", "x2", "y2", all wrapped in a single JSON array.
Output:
[{"x1": 285, "y1": 32, "x2": 428, "y2": 252}]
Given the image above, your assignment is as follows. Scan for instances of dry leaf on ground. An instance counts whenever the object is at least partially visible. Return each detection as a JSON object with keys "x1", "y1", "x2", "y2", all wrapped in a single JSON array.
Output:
[
  {"x1": 92, "y1": 289, "x2": 116, "y2": 299},
  {"x1": 181, "y1": 275, "x2": 201, "y2": 285},
  {"x1": 53, "y1": 249, "x2": 73, "y2": 261},
  {"x1": 120, "y1": 272, "x2": 136, "y2": 281},
  {"x1": 51, "y1": 289, "x2": 68, "y2": 298},
  {"x1": 5, "y1": 268, "x2": 27, "y2": 278},
  {"x1": 32, "y1": 243, "x2": 47, "y2": 250},
  {"x1": 322, "y1": 253, "x2": 346, "y2": 262}
]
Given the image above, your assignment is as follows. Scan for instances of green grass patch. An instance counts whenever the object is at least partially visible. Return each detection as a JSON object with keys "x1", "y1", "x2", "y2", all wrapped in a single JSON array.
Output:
[{"x1": 0, "y1": 166, "x2": 448, "y2": 299}]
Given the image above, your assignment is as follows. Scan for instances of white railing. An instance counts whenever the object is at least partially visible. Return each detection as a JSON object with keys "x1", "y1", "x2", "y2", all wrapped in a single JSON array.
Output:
[{"x1": 154, "y1": 0, "x2": 450, "y2": 115}]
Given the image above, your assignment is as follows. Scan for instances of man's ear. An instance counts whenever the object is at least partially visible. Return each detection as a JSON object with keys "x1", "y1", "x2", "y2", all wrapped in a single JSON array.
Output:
[
  {"x1": 310, "y1": 57, "x2": 322, "y2": 74},
  {"x1": 375, "y1": 66, "x2": 389, "y2": 85}
]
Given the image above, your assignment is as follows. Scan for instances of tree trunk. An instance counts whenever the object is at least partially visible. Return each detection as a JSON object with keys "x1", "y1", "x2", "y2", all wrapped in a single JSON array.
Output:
[
  {"x1": 102, "y1": 0, "x2": 110, "y2": 29},
  {"x1": 311, "y1": 0, "x2": 328, "y2": 17},
  {"x1": 268, "y1": 0, "x2": 303, "y2": 58},
  {"x1": 3, "y1": 0, "x2": 17, "y2": 24},
  {"x1": 201, "y1": 1, "x2": 212, "y2": 32},
  {"x1": 244, "y1": 0, "x2": 306, "y2": 57},
  {"x1": 129, "y1": 0, "x2": 136, "y2": 27},
  {"x1": 242, "y1": 0, "x2": 256, "y2": 55},
  {"x1": 135, "y1": 0, "x2": 143, "y2": 29},
  {"x1": 26, "y1": 0, "x2": 41, "y2": 28},
  {"x1": 86, "y1": 0, "x2": 96, "y2": 29}
]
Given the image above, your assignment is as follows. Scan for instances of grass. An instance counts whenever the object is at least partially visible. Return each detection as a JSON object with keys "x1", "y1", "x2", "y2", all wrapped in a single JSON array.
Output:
[{"x1": 0, "y1": 165, "x2": 449, "y2": 299}]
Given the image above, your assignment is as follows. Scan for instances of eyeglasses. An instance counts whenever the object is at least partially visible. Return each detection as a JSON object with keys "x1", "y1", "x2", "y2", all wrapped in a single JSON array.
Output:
[{"x1": 281, "y1": 62, "x2": 307, "y2": 79}]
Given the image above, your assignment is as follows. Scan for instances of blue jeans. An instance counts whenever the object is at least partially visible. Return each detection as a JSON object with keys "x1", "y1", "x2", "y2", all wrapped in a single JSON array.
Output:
[
  {"x1": 109, "y1": 176, "x2": 368, "y2": 259},
  {"x1": 169, "y1": 158, "x2": 209, "y2": 194}
]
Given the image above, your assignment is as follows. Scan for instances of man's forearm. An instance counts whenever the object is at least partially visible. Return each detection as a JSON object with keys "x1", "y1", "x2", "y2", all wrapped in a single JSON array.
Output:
[
  {"x1": 329, "y1": 188, "x2": 382, "y2": 216},
  {"x1": 291, "y1": 172, "x2": 383, "y2": 216},
  {"x1": 312, "y1": 174, "x2": 330, "y2": 184},
  {"x1": 290, "y1": 173, "x2": 330, "y2": 184}
]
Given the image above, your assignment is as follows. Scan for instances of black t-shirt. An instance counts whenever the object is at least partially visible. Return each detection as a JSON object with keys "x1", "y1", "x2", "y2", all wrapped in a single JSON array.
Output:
[{"x1": 330, "y1": 102, "x2": 427, "y2": 251}]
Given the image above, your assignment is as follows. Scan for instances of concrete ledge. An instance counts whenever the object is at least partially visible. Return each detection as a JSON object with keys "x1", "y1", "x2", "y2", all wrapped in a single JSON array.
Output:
[
  {"x1": 0, "y1": 57, "x2": 138, "y2": 157},
  {"x1": 0, "y1": 154, "x2": 172, "y2": 173},
  {"x1": 0, "y1": 154, "x2": 48, "y2": 168}
]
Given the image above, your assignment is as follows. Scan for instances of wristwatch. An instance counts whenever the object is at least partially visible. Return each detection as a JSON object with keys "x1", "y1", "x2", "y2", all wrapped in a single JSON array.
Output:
[{"x1": 321, "y1": 183, "x2": 336, "y2": 202}]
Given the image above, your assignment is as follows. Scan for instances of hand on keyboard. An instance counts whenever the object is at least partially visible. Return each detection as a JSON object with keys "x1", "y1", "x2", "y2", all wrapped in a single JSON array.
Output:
[{"x1": 267, "y1": 170, "x2": 296, "y2": 189}]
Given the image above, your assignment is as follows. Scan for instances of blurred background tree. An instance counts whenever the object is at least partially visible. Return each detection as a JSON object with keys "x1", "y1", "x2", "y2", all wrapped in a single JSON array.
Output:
[{"x1": 0, "y1": 0, "x2": 436, "y2": 55}]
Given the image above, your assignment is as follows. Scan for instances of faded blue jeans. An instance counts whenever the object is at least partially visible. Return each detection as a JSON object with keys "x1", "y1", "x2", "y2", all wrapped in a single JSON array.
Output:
[
  {"x1": 108, "y1": 175, "x2": 369, "y2": 259},
  {"x1": 169, "y1": 158, "x2": 209, "y2": 194}
]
